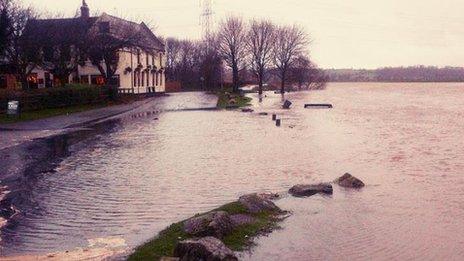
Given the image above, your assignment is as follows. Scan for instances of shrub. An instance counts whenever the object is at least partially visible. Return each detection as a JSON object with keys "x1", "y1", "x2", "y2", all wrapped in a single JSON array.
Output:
[{"x1": 0, "y1": 84, "x2": 116, "y2": 113}]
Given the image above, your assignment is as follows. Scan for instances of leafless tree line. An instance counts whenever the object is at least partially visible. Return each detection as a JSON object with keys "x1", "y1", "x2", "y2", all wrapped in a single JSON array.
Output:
[
  {"x1": 167, "y1": 16, "x2": 327, "y2": 93},
  {"x1": 165, "y1": 36, "x2": 222, "y2": 91}
]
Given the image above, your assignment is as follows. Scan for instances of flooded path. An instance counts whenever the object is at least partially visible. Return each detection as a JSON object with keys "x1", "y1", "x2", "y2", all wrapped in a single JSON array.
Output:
[{"x1": 1, "y1": 84, "x2": 464, "y2": 260}]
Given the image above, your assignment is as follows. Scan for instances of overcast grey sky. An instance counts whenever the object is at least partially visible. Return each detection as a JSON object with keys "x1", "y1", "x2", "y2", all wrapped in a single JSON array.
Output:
[{"x1": 22, "y1": 0, "x2": 464, "y2": 69}]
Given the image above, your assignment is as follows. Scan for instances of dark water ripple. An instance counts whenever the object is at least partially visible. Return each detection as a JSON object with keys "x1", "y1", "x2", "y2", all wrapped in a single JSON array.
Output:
[{"x1": 1, "y1": 85, "x2": 464, "y2": 260}]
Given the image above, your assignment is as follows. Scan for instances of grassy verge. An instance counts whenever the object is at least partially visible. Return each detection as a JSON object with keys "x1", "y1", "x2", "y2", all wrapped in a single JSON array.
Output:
[
  {"x1": 0, "y1": 103, "x2": 109, "y2": 124},
  {"x1": 0, "y1": 94, "x2": 146, "y2": 125},
  {"x1": 216, "y1": 88, "x2": 252, "y2": 109},
  {"x1": 128, "y1": 201, "x2": 283, "y2": 261}
]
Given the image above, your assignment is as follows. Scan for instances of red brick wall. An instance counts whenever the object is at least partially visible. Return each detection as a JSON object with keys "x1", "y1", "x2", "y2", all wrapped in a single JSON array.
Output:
[
  {"x1": 0, "y1": 74, "x2": 19, "y2": 89},
  {"x1": 165, "y1": 81, "x2": 182, "y2": 93}
]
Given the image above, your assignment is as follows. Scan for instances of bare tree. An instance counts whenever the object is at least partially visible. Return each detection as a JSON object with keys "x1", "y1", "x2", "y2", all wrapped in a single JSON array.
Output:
[
  {"x1": 0, "y1": 1, "x2": 11, "y2": 58},
  {"x1": 85, "y1": 18, "x2": 148, "y2": 84},
  {"x1": 199, "y1": 34, "x2": 223, "y2": 90},
  {"x1": 3, "y1": 0, "x2": 41, "y2": 89},
  {"x1": 218, "y1": 16, "x2": 247, "y2": 93},
  {"x1": 165, "y1": 37, "x2": 182, "y2": 82},
  {"x1": 165, "y1": 36, "x2": 222, "y2": 91},
  {"x1": 273, "y1": 25, "x2": 309, "y2": 94},
  {"x1": 289, "y1": 55, "x2": 327, "y2": 90},
  {"x1": 246, "y1": 19, "x2": 275, "y2": 95}
]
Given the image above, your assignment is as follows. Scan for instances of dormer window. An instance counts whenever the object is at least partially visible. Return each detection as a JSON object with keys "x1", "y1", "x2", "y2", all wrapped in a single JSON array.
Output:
[{"x1": 99, "y1": 22, "x2": 110, "y2": 34}]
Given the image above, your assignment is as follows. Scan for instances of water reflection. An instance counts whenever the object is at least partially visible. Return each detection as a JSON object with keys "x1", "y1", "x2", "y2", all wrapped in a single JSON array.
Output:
[{"x1": 1, "y1": 84, "x2": 464, "y2": 260}]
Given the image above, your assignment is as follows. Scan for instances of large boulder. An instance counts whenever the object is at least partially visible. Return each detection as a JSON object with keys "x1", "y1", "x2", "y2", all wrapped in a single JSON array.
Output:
[
  {"x1": 183, "y1": 211, "x2": 234, "y2": 239},
  {"x1": 238, "y1": 193, "x2": 281, "y2": 213},
  {"x1": 174, "y1": 237, "x2": 238, "y2": 261},
  {"x1": 335, "y1": 173, "x2": 365, "y2": 188},
  {"x1": 230, "y1": 214, "x2": 256, "y2": 227},
  {"x1": 289, "y1": 183, "x2": 333, "y2": 197}
]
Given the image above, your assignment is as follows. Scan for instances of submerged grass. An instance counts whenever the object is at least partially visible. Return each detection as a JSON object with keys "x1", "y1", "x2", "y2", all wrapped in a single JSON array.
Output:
[
  {"x1": 216, "y1": 88, "x2": 252, "y2": 109},
  {"x1": 0, "y1": 104, "x2": 107, "y2": 124},
  {"x1": 128, "y1": 201, "x2": 283, "y2": 261}
]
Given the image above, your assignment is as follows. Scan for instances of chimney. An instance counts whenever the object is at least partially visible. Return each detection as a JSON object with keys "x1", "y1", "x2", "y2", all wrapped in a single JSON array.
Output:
[{"x1": 81, "y1": 0, "x2": 89, "y2": 19}]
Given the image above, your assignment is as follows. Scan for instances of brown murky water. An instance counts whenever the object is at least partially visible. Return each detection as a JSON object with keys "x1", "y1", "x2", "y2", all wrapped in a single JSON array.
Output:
[{"x1": 1, "y1": 83, "x2": 464, "y2": 260}]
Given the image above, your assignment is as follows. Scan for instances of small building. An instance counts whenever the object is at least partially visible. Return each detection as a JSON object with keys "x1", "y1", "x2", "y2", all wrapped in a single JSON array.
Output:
[{"x1": 23, "y1": 0, "x2": 166, "y2": 93}]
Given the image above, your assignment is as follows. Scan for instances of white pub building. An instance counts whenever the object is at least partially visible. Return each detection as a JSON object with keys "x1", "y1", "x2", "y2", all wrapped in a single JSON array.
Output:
[{"x1": 25, "y1": 0, "x2": 166, "y2": 93}]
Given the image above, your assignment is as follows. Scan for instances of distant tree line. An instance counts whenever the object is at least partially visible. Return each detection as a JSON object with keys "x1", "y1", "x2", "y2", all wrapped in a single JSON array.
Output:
[
  {"x1": 326, "y1": 66, "x2": 464, "y2": 82},
  {"x1": 166, "y1": 17, "x2": 327, "y2": 93}
]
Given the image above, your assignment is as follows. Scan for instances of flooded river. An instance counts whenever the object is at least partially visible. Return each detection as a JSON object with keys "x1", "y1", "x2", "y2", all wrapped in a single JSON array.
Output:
[{"x1": 1, "y1": 83, "x2": 464, "y2": 260}]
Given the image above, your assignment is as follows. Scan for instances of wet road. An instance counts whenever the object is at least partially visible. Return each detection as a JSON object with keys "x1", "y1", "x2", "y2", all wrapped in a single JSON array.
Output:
[{"x1": 2, "y1": 84, "x2": 464, "y2": 260}]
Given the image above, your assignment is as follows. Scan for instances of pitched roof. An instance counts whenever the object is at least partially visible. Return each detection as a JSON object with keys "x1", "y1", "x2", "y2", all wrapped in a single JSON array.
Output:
[
  {"x1": 24, "y1": 14, "x2": 164, "y2": 51},
  {"x1": 96, "y1": 13, "x2": 165, "y2": 51},
  {"x1": 23, "y1": 17, "x2": 98, "y2": 46}
]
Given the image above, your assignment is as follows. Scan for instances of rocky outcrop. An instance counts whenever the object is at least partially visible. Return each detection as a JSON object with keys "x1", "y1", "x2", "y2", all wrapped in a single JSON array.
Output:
[
  {"x1": 289, "y1": 183, "x2": 333, "y2": 197},
  {"x1": 335, "y1": 173, "x2": 365, "y2": 188},
  {"x1": 238, "y1": 193, "x2": 281, "y2": 213},
  {"x1": 230, "y1": 214, "x2": 256, "y2": 227},
  {"x1": 183, "y1": 211, "x2": 234, "y2": 239},
  {"x1": 174, "y1": 237, "x2": 238, "y2": 261},
  {"x1": 257, "y1": 193, "x2": 280, "y2": 201}
]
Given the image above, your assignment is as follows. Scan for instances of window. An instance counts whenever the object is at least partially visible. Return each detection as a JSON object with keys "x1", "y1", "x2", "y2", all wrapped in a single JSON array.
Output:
[
  {"x1": 80, "y1": 75, "x2": 89, "y2": 84},
  {"x1": 133, "y1": 73, "x2": 137, "y2": 87},
  {"x1": 141, "y1": 72, "x2": 145, "y2": 87},
  {"x1": 46, "y1": 73, "x2": 53, "y2": 88},
  {"x1": 159, "y1": 53, "x2": 162, "y2": 67},
  {"x1": 147, "y1": 72, "x2": 150, "y2": 86},
  {"x1": 160, "y1": 72, "x2": 163, "y2": 86},
  {"x1": 27, "y1": 73, "x2": 38, "y2": 89},
  {"x1": 152, "y1": 54, "x2": 155, "y2": 65},
  {"x1": 155, "y1": 72, "x2": 158, "y2": 86},
  {"x1": 91, "y1": 75, "x2": 105, "y2": 85},
  {"x1": 137, "y1": 50, "x2": 141, "y2": 64},
  {"x1": 146, "y1": 53, "x2": 149, "y2": 66}
]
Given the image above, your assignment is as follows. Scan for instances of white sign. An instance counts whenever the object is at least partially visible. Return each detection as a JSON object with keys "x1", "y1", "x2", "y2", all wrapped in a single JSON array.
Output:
[{"x1": 7, "y1": 101, "x2": 19, "y2": 115}]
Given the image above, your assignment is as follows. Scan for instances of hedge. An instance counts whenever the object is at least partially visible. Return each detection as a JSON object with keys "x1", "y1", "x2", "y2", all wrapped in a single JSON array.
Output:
[{"x1": 0, "y1": 84, "x2": 118, "y2": 113}]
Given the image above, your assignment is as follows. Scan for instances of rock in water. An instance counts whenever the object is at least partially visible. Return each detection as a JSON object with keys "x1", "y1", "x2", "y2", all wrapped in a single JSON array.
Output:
[
  {"x1": 335, "y1": 173, "x2": 365, "y2": 188},
  {"x1": 283, "y1": 100, "x2": 292, "y2": 109},
  {"x1": 174, "y1": 237, "x2": 238, "y2": 261},
  {"x1": 238, "y1": 193, "x2": 281, "y2": 213},
  {"x1": 230, "y1": 214, "x2": 256, "y2": 227},
  {"x1": 183, "y1": 211, "x2": 233, "y2": 239},
  {"x1": 289, "y1": 183, "x2": 333, "y2": 197}
]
